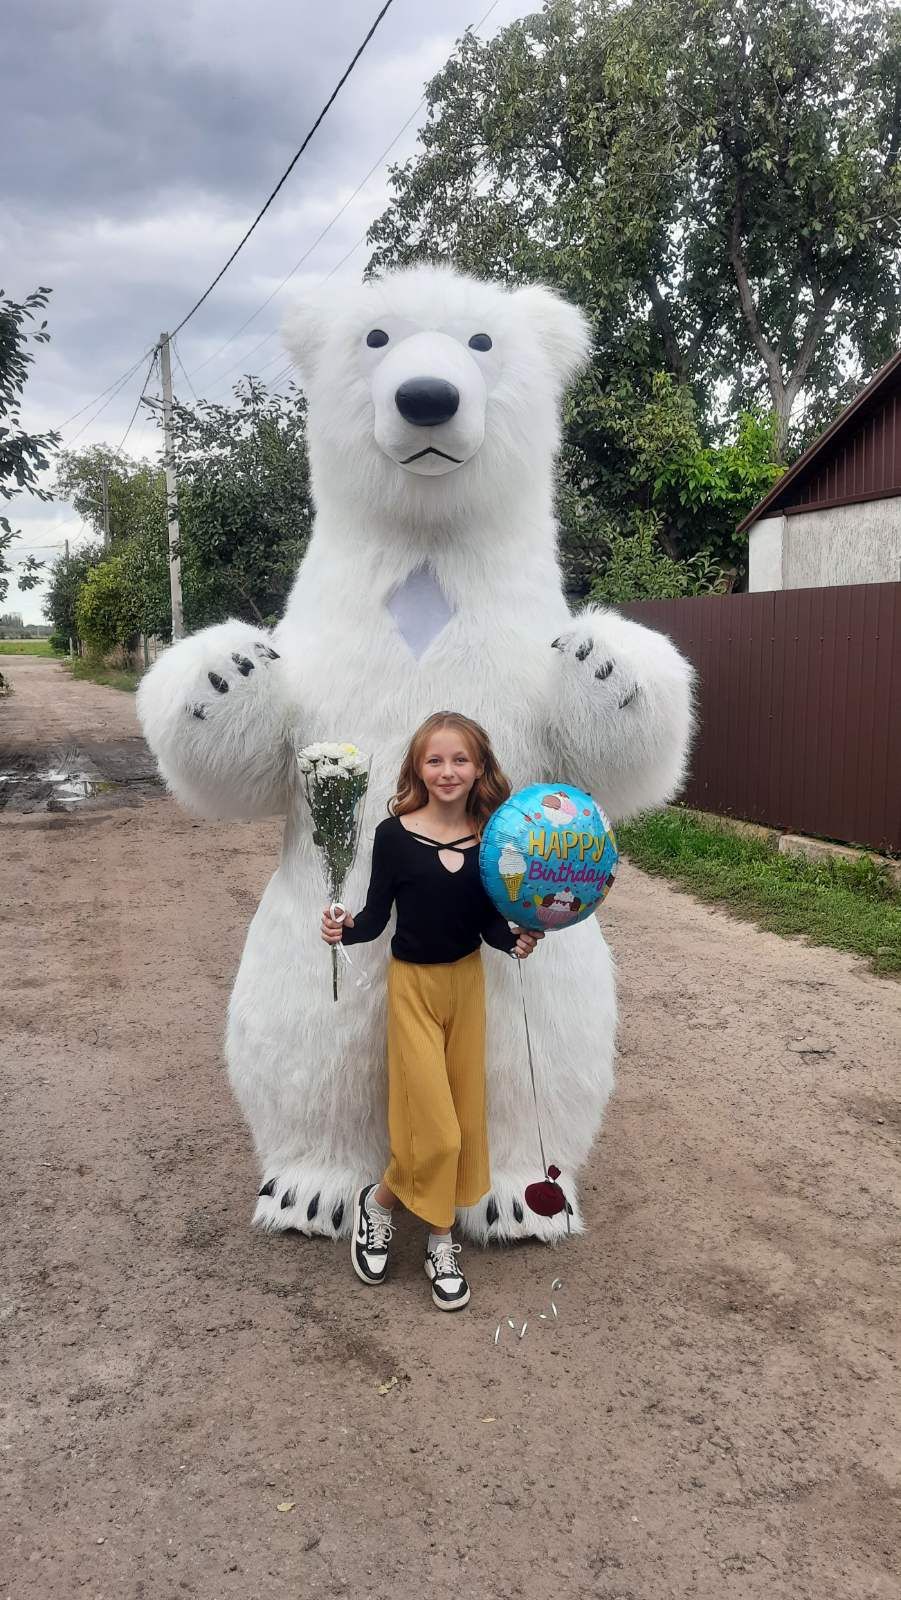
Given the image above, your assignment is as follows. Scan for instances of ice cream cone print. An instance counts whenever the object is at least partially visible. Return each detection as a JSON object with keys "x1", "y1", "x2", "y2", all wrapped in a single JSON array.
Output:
[{"x1": 498, "y1": 843, "x2": 526, "y2": 903}]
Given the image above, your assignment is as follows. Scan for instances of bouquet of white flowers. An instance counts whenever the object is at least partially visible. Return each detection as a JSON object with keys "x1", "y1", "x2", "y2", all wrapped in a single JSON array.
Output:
[{"x1": 297, "y1": 742, "x2": 371, "y2": 1001}]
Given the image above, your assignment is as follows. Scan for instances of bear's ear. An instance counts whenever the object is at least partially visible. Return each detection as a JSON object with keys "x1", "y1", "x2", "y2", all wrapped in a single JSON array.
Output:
[
  {"x1": 512, "y1": 284, "x2": 591, "y2": 385},
  {"x1": 281, "y1": 296, "x2": 329, "y2": 383}
]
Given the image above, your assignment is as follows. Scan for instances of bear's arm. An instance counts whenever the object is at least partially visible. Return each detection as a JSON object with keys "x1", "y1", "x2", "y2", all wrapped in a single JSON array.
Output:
[
  {"x1": 136, "y1": 620, "x2": 295, "y2": 821},
  {"x1": 545, "y1": 607, "x2": 695, "y2": 822}
]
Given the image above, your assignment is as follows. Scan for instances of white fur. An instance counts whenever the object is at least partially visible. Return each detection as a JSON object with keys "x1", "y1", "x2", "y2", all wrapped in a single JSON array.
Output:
[{"x1": 137, "y1": 265, "x2": 694, "y2": 1245}]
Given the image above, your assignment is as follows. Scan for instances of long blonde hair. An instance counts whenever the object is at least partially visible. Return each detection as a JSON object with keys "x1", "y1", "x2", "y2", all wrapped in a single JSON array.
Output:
[{"x1": 391, "y1": 712, "x2": 511, "y2": 835}]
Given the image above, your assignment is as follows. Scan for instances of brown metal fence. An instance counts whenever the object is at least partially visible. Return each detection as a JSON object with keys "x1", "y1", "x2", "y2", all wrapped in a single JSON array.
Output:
[{"x1": 618, "y1": 583, "x2": 901, "y2": 854}]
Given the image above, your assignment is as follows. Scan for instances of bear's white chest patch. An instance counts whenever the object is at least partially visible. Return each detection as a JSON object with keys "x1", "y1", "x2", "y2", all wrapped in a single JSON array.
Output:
[{"x1": 385, "y1": 565, "x2": 455, "y2": 660}]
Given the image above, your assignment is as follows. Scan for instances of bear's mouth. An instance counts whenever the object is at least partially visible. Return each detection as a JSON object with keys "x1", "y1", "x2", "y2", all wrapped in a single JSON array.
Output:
[{"x1": 400, "y1": 446, "x2": 463, "y2": 466}]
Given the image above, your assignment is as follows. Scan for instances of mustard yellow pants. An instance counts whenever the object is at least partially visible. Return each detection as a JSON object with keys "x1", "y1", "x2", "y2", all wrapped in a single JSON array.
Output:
[{"x1": 383, "y1": 951, "x2": 491, "y2": 1230}]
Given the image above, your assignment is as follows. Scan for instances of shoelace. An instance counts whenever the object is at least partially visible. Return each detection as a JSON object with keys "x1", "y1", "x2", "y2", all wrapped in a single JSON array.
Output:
[
  {"x1": 367, "y1": 1211, "x2": 395, "y2": 1251},
  {"x1": 431, "y1": 1241, "x2": 463, "y2": 1279}
]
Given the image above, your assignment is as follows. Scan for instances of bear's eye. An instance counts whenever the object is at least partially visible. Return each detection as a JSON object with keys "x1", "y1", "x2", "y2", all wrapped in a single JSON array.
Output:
[
  {"x1": 468, "y1": 333, "x2": 493, "y2": 352},
  {"x1": 366, "y1": 329, "x2": 389, "y2": 348}
]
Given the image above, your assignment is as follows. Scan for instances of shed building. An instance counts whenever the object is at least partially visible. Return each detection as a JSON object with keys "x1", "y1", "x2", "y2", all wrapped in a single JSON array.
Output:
[{"x1": 742, "y1": 350, "x2": 901, "y2": 592}]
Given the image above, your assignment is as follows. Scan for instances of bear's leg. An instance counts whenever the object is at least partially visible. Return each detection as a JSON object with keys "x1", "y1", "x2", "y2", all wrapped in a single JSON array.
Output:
[
  {"x1": 226, "y1": 880, "x2": 390, "y2": 1244},
  {"x1": 459, "y1": 922, "x2": 615, "y2": 1246},
  {"x1": 253, "y1": 1161, "x2": 362, "y2": 1239},
  {"x1": 457, "y1": 1172, "x2": 583, "y2": 1245}
]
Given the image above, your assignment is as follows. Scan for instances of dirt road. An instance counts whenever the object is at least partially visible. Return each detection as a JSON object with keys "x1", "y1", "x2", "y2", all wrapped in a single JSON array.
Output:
[{"x1": 2, "y1": 654, "x2": 899, "y2": 1600}]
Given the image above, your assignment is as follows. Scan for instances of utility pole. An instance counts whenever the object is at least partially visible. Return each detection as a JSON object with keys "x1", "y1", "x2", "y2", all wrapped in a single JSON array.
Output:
[
  {"x1": 100, "y1": 466, "x2": 111, "y2": 548},
  {"x1": 65, "y1": 538, "x2": 74, "y2": 659},
  {"x1": 158, "y1": 332, "x2": 185, "y2": 642}
]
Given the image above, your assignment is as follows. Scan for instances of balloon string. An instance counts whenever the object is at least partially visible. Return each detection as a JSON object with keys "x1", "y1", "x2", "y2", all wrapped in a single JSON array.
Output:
[
  {"x1": 517, "y1": 959, "x2": 548, "y2": 1178},
  {"x1": 517, "y1": 959, "x2": 570, "y2": 1237}
]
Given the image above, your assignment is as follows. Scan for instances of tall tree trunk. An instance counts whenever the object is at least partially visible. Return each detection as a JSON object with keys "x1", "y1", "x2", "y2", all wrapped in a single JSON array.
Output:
[{"x1": 728, "y1": 190, "x2": 839, "y2": 461}]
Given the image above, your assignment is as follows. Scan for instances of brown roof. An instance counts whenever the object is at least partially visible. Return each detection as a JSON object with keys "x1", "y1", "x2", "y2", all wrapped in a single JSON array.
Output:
[{"x1": 736, "y1": 347, "x2": 901, "y2": 534}]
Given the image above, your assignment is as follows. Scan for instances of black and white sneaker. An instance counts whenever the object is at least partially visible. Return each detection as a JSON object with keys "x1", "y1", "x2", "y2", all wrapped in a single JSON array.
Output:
[
  {"x1": 350, "y1": 1185, "x2": 395, "y2": 1286},
  {"x1": 424, "y1": 1241, "x2": 470, "y2": 1311}
]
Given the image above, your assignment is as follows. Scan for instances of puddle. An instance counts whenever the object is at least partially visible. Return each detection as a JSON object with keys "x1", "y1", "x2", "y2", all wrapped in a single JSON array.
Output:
[
  {"x1": 40, "y1": 767, "x2": 102, "y2": 801},
  {"x1": 1, "y1": 763, "x2": 99, "y2": 810},
  {"x1": 0, "y1": 743, "x2": 158, "y2": 814}
]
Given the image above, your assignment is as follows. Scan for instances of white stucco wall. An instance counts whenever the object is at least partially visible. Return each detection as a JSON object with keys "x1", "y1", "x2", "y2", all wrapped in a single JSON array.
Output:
[
  {"x1": 747, "y1": 516, "x2": 786, "y2": 591},
  {"x1": 748, "y1": 497, "x2": 901, "y2": 591}
]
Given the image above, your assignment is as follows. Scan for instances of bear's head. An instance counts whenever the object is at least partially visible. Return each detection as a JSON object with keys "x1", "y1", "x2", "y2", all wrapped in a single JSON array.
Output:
[{"x1": 283, "y1": 264, "x2": 590, "y2": 530}]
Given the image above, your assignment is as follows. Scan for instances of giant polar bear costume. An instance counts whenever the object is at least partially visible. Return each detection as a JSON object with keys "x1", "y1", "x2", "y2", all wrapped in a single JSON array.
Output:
[{"x1": 138, "y1": 265, "x2": 693, "y2": 1245}]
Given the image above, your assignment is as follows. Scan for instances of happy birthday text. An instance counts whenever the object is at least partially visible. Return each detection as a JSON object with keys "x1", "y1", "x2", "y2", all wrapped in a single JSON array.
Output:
[{"x1": 527, "y1": 828, "x2": 609, "y2": 864}]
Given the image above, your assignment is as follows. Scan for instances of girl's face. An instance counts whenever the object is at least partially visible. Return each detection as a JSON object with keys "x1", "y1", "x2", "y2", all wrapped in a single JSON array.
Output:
[{"x1": 418, "y1": 728, "x2": 482, "y2": 807}]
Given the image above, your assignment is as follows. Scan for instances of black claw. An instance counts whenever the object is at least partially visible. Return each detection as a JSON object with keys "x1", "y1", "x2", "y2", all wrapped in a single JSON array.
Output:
[
  {"x1": 512, "y1": 1199, "x2": 524, "y2": 1223},
  {"x1": 566, "y1": 1201, "x2": 574, "y2": 1216},
  {"x1": 231, "y1": 653, "x2": 254, "y2": 676},
  {"x1": 618, "y1": 686, "x2": 640, "y2": 709},
  {"x1": 306, "y1": 1192, "x2": 319, "y2": 1221},
  {"x1": 190, "y1": 703, "x2": 206, "y2": 720},
  {"x1": 253, "y1": 642, "x2": 280, "y2": 660},
  {"x1": 258, "y1": 1177, "x2": 277, "y2": 1198},
  {"x1": 280, "y1": 1186, "x2": 297, "y2": 1210},
  {"x1": 485, "y1": 1197, "x2": 499, "y2": 1227},
  {"x1": 331, "y1": 1201, "x2": 344, "y2": 1231},
  {"x1": 208, "y1": 672, "x2": 229, "y2": 694},
  {"x1": 594, "y1": 659, "x2": 614, "y2": 681},
  {"x1": 551, "y1": 636, "x2": 565, "y2": 651},
  {"x1": 575, "y1": 638, "x2": 594, "y2": 662}
]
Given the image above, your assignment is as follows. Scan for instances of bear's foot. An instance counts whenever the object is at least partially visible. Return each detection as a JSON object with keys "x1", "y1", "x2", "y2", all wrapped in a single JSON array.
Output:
[
  {"x1": 457, "y1": 1171, "x2": 583, "y2": 1246},
  {"x1": 253, "y1": 1163, "x2": 360, "y2": 1240}
]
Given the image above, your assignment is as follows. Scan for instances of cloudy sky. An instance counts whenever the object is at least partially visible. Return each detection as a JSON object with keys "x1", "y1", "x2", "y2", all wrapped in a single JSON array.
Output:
[{"x1": 4, "y1": 0, "x2": 536, "y2": 622}]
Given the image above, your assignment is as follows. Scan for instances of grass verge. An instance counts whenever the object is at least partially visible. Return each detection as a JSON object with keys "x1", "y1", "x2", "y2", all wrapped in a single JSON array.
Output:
[
  {"x1": 65, "y1": 658, "x2": 141, "y2": 693},
  {"x1": 618, "y1": 808, "x2": 901, "y2": 977},
  {"x1": 0, "y1": 639, "x2": 61, "y2": 656}
]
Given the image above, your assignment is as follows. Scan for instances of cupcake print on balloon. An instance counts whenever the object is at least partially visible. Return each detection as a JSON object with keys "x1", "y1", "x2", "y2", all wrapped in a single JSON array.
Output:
[{"x1": 480, "y1": 783, "x2": 618, "y2": 935}]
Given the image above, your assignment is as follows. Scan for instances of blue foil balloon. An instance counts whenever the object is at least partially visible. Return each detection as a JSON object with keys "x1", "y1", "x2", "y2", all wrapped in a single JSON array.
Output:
[{"x1": 480, "y1": 783, "x2": 618, "y2": 933}]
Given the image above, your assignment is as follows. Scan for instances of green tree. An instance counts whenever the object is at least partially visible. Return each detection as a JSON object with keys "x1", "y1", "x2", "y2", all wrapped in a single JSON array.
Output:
[
  {"x1": 587, "y1": 510, "x2": 728, "y2": 603},
  {"x1": 53, "y1": 446, "x2": 166, "y2": 549},
  {"x1": 74, "y1": 554, "x2": 139, "y2": 657},
  {"x1": 53, "y1": 446, "x2": 172, "y2": 643},
  {"x1": 49, "y1": 384, "x2": 312, "y2": 650},
  {"x1": 43, "y1": 544, "x2": 101, "y2": 645},
  {"x1": 0, "y1": 286, "x2": 60, "y2": 604},
  {"x1": 367, "y1": 0, "x2": 901, "y2": 585},
  {"x1": 171, "y1": 378, "x2": 312, "y2": 630}
]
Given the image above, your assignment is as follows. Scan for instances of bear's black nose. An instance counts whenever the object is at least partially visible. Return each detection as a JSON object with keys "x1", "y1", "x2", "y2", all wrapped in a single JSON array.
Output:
[{"x1": 394, "y1": 377, "x2": 460, "y2": 427}]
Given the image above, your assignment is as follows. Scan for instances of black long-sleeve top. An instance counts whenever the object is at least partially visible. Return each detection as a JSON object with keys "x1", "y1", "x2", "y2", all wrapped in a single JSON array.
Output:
[{"x1": 341, "y1": 815, "x2": 517, "y2": 964}]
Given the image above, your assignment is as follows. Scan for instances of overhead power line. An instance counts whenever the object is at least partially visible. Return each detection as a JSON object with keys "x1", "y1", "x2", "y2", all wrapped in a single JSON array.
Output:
[
  {"x1": 190, "y1": 97, "x2": 428, "y2": 385},
  {"x1": 193, "y1": 0, "x2": 504, "y2": 396},
  {"x1": 54, "y1": 0, "x2": 506, "y2": 433},
  {"x1": 56, "y1": 347, "x2": 157, "y2": 433},
  {"x1": 170, "y1": 0, "x2": 398, "y2": 341},
  {"x1": 51, "y1": 0, "x2": 397, "y2": 435},
  {"x1": 10, "y1": 542, "x2": 74, "y2": 554},
  {"x1": 63, "y1": 349, "x2": 160, "y2": 448},
  {"x1": 171, "y1": 336, "x2": 199, "y2": 402},
  {"x1": 113, "y1": 349, "x2": 160, "y2": 456}
]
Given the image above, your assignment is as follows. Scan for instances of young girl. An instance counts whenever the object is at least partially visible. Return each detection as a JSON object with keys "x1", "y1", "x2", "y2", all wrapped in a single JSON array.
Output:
[{"x1": 321, "y1": 712, "x2": 542, "y2": 1312}]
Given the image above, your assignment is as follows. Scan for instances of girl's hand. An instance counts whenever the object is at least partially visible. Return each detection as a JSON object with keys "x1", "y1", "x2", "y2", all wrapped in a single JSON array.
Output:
[
  {"x1": 512, "y1": 926, "x2": 544, "y2": 960},
  {"x1": 321, "y1": 905, "x2": 354, "y2": 945}
]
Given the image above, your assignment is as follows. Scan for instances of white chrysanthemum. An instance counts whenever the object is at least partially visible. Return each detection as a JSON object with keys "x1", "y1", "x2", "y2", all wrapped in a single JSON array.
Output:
[{"x1": 298, "y1": 740, "x2": 369, "y2": 779}]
